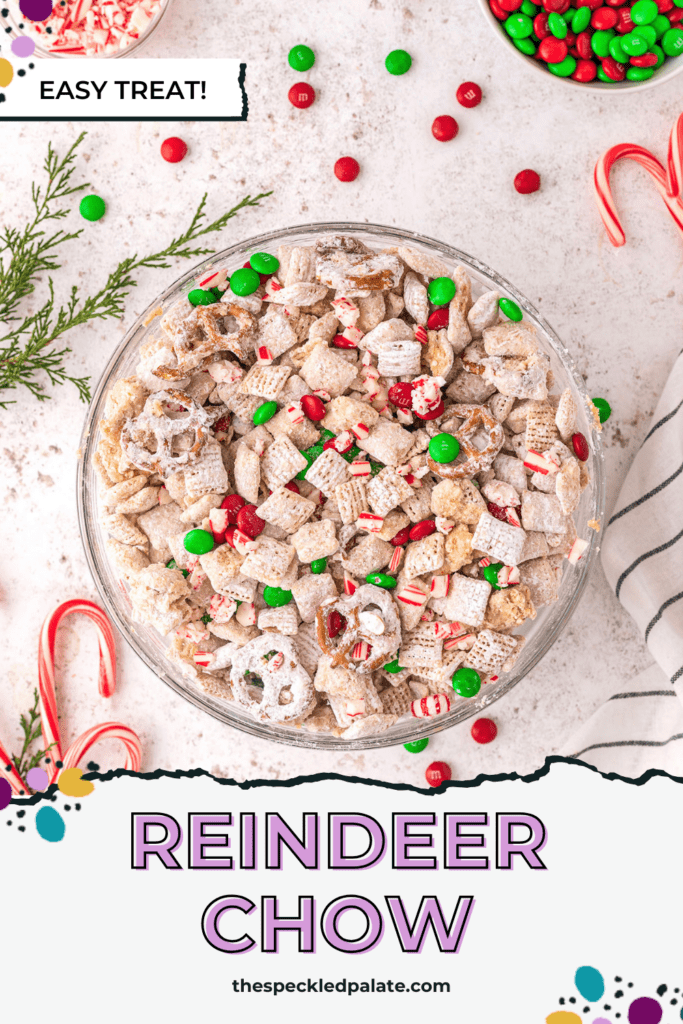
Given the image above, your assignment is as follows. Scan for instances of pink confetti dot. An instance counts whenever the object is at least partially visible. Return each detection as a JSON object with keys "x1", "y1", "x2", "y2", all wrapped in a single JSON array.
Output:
[{"x1": 26, "y1": 766, "x2": 49, "y2": 791}]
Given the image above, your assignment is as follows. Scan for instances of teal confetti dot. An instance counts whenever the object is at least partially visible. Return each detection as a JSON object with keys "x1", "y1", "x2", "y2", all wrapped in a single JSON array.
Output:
[{"x1": 36, "y1": 805, "x2": 65, "y2": 842}]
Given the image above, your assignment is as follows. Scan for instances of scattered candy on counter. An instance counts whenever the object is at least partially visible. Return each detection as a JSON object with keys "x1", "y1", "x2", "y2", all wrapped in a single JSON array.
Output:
[
  {"x1": 514, "y1": 168, "x2": 541, "y2": 193},
  {"x1": 592, "y1": 396, "x2": 612, "y2": 422},
  {"x1": 79, "y1": 193, "x2": 106, "y2": 221},
  {"x1": 17, "y1": 0, "x2": 168, "y2": 56},
  {"x1": 471, "y1": 718, "x2": 498, "y2": 744},
  {"x1": 161, "y1": 136, "x2": 188, "y2": 163},
  {"x1": 288, "y1": 43, "x2": 315, "y2": 71},
  {"x1": 334, "y1": 156, "x2": 360, "y2": 182},
  {"x1": 488, "y1": 0, "x2": 683, "y2": 83},
  {"x1": 289, "y1": 82, "x2": 316, "y2": 108},
  {"x1": 431, "y1": 114, "x2": 459, "y2": 142},
  {"x1": 456, "y1": 80, "x2": 483, "y2": 106},
  {"x1": 594, "y1": 114, "x2": 683, "y2": 247},
  {"x1": 425, "y1": 761, "x2": 452, "y2": 787},
  {"x1": 385, "y1": 48, "x2": 413, "y2": 74}
]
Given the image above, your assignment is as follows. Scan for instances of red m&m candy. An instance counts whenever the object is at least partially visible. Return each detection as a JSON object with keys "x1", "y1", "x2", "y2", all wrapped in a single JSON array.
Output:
[
  {"x1": 288, "y1": 82, "x2": 316, "y2": 108},
  {"x1": 390, "y1": 526, "x2": 412, "y2": 547},
  {"x1": 432, "y1": 115, "x2": 459, "y2": 142},
  {"x1": 425, "y1": 761, "x2": 452, "y2": 787},
  {"x1": 161, "y1": 137, "x2": 188, "y2": 163},
  {"x1": 514, "y1": 169, "x2": 541, "y2": 194},
  {"x1": 427, "y1": 308, "x2": 449, "y2": 330},
  {"x1": 571, "y1": 431, "x2": 590, "y2": 462},
  {"x1": 388, "y1": 381, "x2": 415, "y2": 408},
  {"x1": 334, "y1": 157, "x2": 360, "y2": 182},
  {"x1": 301, "y1": 394, "x2": 326, "y2": 421},
  {"x1": 236, "y1": 504, "x2": 265, "y2": 539},
  {"x1": 471, "y1": 718, "x2": 498, "y2": 744},
  {"x1": 409, "y1": 519, "x2": 437, "y2": 541},
  {"x1": 456, "y1": 81, "x2": 482, "y2": 107}
]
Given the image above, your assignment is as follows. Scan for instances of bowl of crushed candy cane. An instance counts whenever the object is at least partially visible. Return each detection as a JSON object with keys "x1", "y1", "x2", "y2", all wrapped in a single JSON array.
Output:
[
  {"x1": 77, "y1": 223, "x2": 605, "y2": 750},
  {"x1": 2, "y1": 0, "x2": 175, "y2": 58}
]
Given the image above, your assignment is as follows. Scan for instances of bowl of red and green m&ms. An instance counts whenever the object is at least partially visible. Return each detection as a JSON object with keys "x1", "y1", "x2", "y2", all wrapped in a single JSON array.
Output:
[{"x1": 478, "y1": 0, "x2": 683, "y2": 89}]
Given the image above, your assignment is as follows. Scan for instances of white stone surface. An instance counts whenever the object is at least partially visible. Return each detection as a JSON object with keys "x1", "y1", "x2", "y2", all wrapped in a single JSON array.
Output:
[{"x1": 1, "y1": 0, "x2": 681, "y2": 787}]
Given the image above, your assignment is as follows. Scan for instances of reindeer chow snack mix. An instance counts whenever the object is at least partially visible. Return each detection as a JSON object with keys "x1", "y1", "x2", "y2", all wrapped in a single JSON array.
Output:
[{"x1": 93, "y1": 232, "x2": 593, "y2": 740}]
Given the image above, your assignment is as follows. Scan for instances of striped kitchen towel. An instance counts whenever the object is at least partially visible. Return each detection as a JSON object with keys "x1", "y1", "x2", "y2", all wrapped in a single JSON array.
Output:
[{"x1": 560, "y1": 349, "x2": 683, "y2": 776}]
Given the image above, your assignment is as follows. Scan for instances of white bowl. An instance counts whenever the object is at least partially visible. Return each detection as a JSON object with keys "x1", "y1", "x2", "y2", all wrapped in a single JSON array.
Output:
[{"x1": 476, "y1": 0, "x2": 683, "y2": 93}]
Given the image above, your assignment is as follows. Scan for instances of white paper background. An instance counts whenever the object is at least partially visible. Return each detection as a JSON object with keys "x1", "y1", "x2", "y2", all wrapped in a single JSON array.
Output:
[
  {"x1": 2, "y1": 58, "x2": 246, "y2": 119},
  {"x1": 2, "y1": 760, "x2": 682, "y2": 1023}
]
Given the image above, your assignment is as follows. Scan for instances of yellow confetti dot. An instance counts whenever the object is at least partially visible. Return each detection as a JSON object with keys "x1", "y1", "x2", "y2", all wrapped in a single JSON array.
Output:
[
  {"x1": 57, "y1": 767, "x2": 95, "y2": 798},
  {"x1": 0, "y1": 59, "x2": 13, "y2": 88},
  {"x1": 546, "y1": 1014, "x2": 582, "y2": 1024}
]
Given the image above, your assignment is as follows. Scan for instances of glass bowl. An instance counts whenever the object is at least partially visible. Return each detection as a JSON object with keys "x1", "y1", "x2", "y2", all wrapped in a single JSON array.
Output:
[
  {"x1": 476, "y1": 0, "x2": 683, "y2": 93},
  {"x1": 77, "y1": 222, "x2": 605, "y2": 751},
  {"x1": 1, "y1": 0, "x2": 176, "y2": 58}
]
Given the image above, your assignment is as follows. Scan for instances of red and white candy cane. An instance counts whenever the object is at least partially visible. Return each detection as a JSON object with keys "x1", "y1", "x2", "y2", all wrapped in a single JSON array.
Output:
[
  {"x1": 667, "y1": 112, "x2": 683, "y2": 200},
  {"x1": 595, "y1": 139, "x2": 683, "y2": 248},
  {"x1": 38, "y1": 600, "x2": 142, "y2": 784}
]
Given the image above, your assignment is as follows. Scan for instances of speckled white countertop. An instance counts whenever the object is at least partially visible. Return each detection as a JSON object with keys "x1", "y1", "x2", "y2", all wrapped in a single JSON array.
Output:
[{"x1": 0, "y1": 0, "x2": 681, "y2": 786}]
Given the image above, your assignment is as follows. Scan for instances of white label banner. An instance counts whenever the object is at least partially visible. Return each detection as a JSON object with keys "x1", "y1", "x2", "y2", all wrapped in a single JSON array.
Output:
[
  {"x1": 1, "y1": 58, "x2": 247, "y2": 120},
  {"x1": 2, "y1": 760, "x2": 682, "y2": 1024}
]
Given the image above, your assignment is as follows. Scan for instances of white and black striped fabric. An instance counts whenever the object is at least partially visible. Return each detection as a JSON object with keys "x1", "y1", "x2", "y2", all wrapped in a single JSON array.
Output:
[{"x1": 561, "y1": 351, "x2": 683, "y2": 776}]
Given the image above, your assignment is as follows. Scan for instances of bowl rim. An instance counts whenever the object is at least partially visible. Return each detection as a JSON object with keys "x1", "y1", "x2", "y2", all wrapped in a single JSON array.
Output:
[
  {"x1": 475, "y1": 0, "x2": 683, "y2": 94},
  {"x1": 77, "y1": 220, "x2": 605, "y2": 751}
]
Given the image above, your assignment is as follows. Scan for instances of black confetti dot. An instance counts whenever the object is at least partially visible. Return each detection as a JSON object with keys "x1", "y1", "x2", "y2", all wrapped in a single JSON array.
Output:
[
  {"x1": 56, "y1": 760, "x2": 63, "y2": 769},
  {"x1": 615, "y1": 978, "x2": 622, "y2": 983},
  {"x1": 87, "y1": 762, "x2": 99, "y2": 771},
  {"x1": 16, "y1": 810, "x2": 25, "y2": 818},
  {"x1": 1, "y1": 8, "x2": 8, "y2": 15},
  {"x1": 569, "y1": 998, "x2": 576, "y2": 1004},
  {"x1": 64, "y1": 804, "x2": 71, "y2": 812},
  {"x1": 18, "y1": 826, "x2": 25, "y2": 832},
  {"x1": 45, "y1": 25, "x2": 51, "y2": 32},
  {"x1": 627, "y1": 983, "x2": 633, "y2": 989},
  {"x1": 29, "y1": 62, "x2": 34, "y2": 68},
  {"x1": 658, "y1": 985, "x2": 668, "y2": 997},
  {"x1": 675, "y1": 989, "x2": 680, "y2": 994},
  {"x1": 45, "y1": 757, "x2": 51, "y2": 763},
  {"x1": 3, "y1": 26, "x2": 10, "y2": 33},
  {"x1": 6, "y1": 820, "x2": 11, "y2": 826},
  {"x1": 672, "y1": 1000, "x2": 678, "y2": 1006},
  {"x1": 50, "y1": 794, "x2": 57, "y2": 802},
  {"x1": 17, "y1": 21, "x2": 23, "y2": 27},
  {"x1": 604, "y1": 1006, "x2": 611, "y2": 1012},
  {"x1": 583, "y1": 1008, "x2": 589, "y2": 1014},
  {"x1": 75, "y1": 803, "x2": 81, "y2": 811},
  {"x1": 4, "y1": 764, "x2": 11, "y2": 772},
  {"x1": 616, "y1": 1015, "x2": 621, "y2": 1020},
  {"x1": 559, "y1": 998, "x2": 565, "y2": 1005},
  {"x1": 615, "y1": 990, "x2": 624, "y2": 999},
  {"x1": 17, "y1": 69, "x2": 25, "y2": 76}
]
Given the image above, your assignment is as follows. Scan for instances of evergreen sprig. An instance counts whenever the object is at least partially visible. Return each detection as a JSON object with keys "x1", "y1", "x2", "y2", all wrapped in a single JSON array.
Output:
[
  {"x1": 11, "y1": 689, "x2": 55, "y2": 781},
  {"x1": 0, "y1": 132, "x2": 271, "y2": 408}
]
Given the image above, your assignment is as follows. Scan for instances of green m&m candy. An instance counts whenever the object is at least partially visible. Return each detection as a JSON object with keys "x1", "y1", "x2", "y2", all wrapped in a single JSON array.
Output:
[
  {"x1": 609, "y1": 36, "x2": 629, "y2": 62},
  {"x1": 250, "y1": 251, "x2": 280, "y2": 275},
  {"x1": 631, "y1": 0, "x2": 658, "y2": 24},
  {"x1": 79, "y1": 194, "x2": 106, "y2": 221},
  {"x1": 653, "y1": 14, "x2": 670, "y2": 39},
  {"x1": 499, "y1": 296, "x2": 523, "y2": 321},
  {"x1": 288, "y1": 44, "x2": 315, "y2": 71},
  {"x1": 184, "y1": 529, "x2": 214, "y2": 556},
  {"x1": 504, "y1": 12, "x2": 534, "y2": 37},
  {"x1": 591, "y1": 28, "x2": 615, "y2": 57},
  {"x1": 620, "y1": 30, "x2": 649, "y2": 55},
  {"x1": 548, "y1": 12, "x2": 567, "y2": 38},
  {"x1": 383, "y1": 658, "x2": 405, "y2": 674},
  {"x1": 482, "y1": 562, "x2": 505, "y2": 590},
  {"x1": 651, "y1": 42, "x2": 666, "y2": 66},
  {"x1": 452, "y1": 666, "x2": 482, "y2": 699},
  {"x1": 310, "y1": 558, "x2": 327, "y2": 574},
  {"x1": 513, "y1": 37, "x2": 537, "y2": 54},
  {"x1": 572, "y1": 5, "x2": 591, "y2": 32},
  {"x1": 547, "y1": 54, "x2": 577, "y2": 77},
  {"x1": 263, "y1": 586, "x2": 292, "y2": 607},
  {"x1": 385, "y1": 48, "x2": 412, "y2": 75},
  {"x1": 662, "y1": 26, "x2": 683, "y2": 54},
  {"x1": 520, "y1": 0, "x2": 537, "y2": 15},
  {"x1": 230, "y1": 267, "x2": 261, "y2": 296},
  {"x1": 366, "y1": 572, "x2": 397, "y2": 589},
  {"x1": 626, "y1": 66, "x2": 655, "y2": 80},
  {"x1": 188, "y1": 288, "x2": 216, "y2": 306},
  {"x1": 253, "y1": 400, "x2": 278, "y2": 425},
  {"x1": 428, "y1": 432, "x2": 460, "y2": 464},
  {"x1": 427, "y1": 277, "x2": 456, "y2": 306},
  {"x1": 404, "y1": 738, "x2": 429, "y2": 753},
  {"x1": 592, "y1": 397, "x2": 611, "y2": 423}
]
